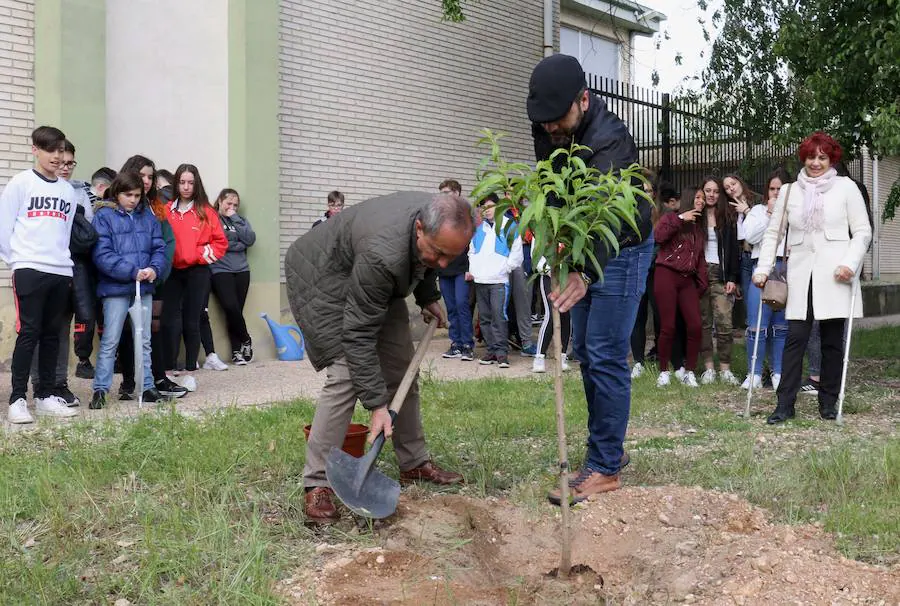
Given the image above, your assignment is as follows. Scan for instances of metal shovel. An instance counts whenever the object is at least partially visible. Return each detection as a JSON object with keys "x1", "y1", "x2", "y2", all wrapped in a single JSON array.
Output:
[{"x1": 326, "y1": 319, "x2": 438, "y2": 519}]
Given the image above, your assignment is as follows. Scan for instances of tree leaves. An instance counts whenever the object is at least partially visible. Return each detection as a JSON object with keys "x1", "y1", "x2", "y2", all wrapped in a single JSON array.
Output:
[{"x1": 472, "y1": 129, "x2": 645, "y2": 290}]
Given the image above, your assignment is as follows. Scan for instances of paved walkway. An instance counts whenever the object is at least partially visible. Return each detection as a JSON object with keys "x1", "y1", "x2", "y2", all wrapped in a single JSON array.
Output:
[
  {"x1": 2, "y1": 316, "x2": 896, "y2": 433},
  {"x1": 0, "y1": 337, "x2": 541, "y2": 433}
]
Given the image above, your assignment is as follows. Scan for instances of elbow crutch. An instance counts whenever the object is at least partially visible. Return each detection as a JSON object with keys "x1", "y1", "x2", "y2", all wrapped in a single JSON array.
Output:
[
  {"x1": 744, "y1": 291, "x2": 765, "y2": 420},
  {"x1": 836, "y1": 277, "x2": 859, "y2": 426}
]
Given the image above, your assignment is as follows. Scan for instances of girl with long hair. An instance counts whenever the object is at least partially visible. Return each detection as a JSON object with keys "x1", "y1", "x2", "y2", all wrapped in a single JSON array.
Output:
[
  {"x1": 162, "y1": 164, "x2": 228, "y2": 379},
  {"x1": 723, "y1": 173, "x2": 762, "y2": 306},
  {"x1": 210, "y1": 188, "x2": 256, "y2": 364},
  {"x1": 741, "y1": 168, "x2": 792, "y2": 390},
  {"x1": 653, "y1": 186, "x2": 707, "y2": 388},
  {"x1": 114, "y1": 155, "x2": 187, "y2": 399},
  {"x1": 89, "y1": 171, "x2": 168, "y2": 408},
  {"x1": 698, "y1": 176, "x2": 741, "y2": 385}
]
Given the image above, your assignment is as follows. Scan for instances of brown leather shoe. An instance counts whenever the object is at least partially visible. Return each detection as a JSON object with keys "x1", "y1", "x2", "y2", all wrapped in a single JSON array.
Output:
[
  {"x1": 304, "y1": 486, "x2": 339, "y2": 523},
  {"x1": 548, "y1": 470, "x2": 622, "y2": 506},
  {"x1": 567, "y1": 451, "x2": 630, "y2": 488},
  {"x1": 399, "y1": 461, "x2": 463, "y2": 486}
]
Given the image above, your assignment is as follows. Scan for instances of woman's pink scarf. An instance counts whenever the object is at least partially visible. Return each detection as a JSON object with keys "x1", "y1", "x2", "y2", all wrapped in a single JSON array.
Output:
[{"x1": 796, "y1": 167, "x2": 837, "y2": 231}]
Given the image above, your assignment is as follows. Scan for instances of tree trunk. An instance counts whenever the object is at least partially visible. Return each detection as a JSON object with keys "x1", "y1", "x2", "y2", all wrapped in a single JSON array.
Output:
[{"x1": 551, "y1": 273, "x2": 572, "y2": 577}]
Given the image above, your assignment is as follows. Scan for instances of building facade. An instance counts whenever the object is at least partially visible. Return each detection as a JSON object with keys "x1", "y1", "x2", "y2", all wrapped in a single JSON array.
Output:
[{"x1": 0, "y1": 0, "x2": 663, "y2": 364}]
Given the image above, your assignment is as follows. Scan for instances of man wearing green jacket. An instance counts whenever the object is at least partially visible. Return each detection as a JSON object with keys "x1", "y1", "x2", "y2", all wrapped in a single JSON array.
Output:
[{"x1": 285, "y1": 191, "x2": 474, "y2": 523}]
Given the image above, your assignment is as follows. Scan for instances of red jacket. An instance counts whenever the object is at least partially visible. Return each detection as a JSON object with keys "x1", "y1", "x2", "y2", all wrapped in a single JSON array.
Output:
[
  {"x1": 654, "y1": 211, "x2": 708, "y2": 292},
  {"x1": 166, "y1": 201, "x2": 228, "y2": 270}
]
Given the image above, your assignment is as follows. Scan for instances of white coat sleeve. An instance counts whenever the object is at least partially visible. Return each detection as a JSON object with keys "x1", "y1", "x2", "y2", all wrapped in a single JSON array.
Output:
[
  {"x1": 742, "y1": 205, "x2": 769, "y2": 246},
  {"x1": 755, "y1": 184, "x2": 789, "y2": 278},
  {"x1": 840, "y1": 184, "x2": 872, "y2": 273}
]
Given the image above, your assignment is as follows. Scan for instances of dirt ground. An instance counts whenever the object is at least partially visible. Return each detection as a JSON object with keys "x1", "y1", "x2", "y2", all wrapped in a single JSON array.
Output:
[{"x1": 280, "y1": 487, "x2": 900, "y2": 606}]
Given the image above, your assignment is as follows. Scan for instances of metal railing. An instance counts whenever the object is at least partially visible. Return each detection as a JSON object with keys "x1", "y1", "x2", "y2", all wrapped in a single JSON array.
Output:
[{"x1": 588, "y1": 75, "x2": 862, "y2": 194}]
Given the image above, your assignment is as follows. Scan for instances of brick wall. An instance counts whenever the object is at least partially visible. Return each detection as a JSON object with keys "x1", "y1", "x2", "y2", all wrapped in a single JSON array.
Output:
[
  {"x1": 278, "y1": 0, "x2": 545, "y2": 275},
  {"x1": 0, "y1": 0, "x2": 35, "y2": 288}
]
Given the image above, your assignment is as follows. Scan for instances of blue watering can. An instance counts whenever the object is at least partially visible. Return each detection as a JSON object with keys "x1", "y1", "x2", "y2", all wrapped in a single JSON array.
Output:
[{"x1": 260, "y1": 313, "x2": 305, "y2": 361}]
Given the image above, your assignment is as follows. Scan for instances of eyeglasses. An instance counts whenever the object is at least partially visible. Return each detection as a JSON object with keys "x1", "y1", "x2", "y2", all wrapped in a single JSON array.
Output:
[{"x1": 61, "y1": 161, "x2": 77, "y2": 169}]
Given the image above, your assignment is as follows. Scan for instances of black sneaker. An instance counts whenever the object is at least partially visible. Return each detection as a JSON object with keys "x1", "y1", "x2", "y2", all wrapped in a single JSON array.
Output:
[
  {"x1": 232, "y1": 351, "x2": 248, "y2": 366},
  {"x1": 240, "y1": 339, "x2": 253, "y2": 363},
  {"x1": 141, "y1": 388, "x2": 166, "y2": 403},
  {"x1": 118, "y1": 384, "x2": 136, "y2": 401},
  {"x1": 442, "y1": 345, "x2": 462, "y2": 359},
  {"x1": 154, "y1": 377, "x2": 189, "y2": 399},
  {"x1": 479, "y1": 353, "x2": 497, "y2": 365},
  {"x1": 459, "y1": 346, "x2": 474, "y2": 361},
  {"x1": 800, "y1": 378, "x2": 819, "y2": 395},
  {"x1": 75, "y1": 359, "x2": 95, "y2": 379},
  {"x1": 89, "y1": 391, "x2": 107, "y2": 410},
  {"x1": 497, "y1": 356, "x2": 510, "y2": 368},
  {"x1": 53, "y1": 383, "x2": 80, "y2": 407}
]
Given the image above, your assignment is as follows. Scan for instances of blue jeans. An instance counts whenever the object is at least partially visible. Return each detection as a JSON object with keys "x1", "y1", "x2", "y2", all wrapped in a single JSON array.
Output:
[
  {"x1": 439, "y1": 274, "x2": 474, "y2": 349},
  {"x1": 94, "y1": 294, "x2": 153, "y2": 393},
  {"x1": 571, "y1": 237, "x2": 654, "y2": 476},
  {"x1": 745, "y1": 259, "x2": 788, "y2": 375}
]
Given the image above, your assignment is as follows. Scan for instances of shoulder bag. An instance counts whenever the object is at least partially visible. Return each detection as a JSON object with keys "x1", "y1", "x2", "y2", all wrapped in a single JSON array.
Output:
[{"x1": 761, "y1": 183, "x2": 792, "y2": 311}]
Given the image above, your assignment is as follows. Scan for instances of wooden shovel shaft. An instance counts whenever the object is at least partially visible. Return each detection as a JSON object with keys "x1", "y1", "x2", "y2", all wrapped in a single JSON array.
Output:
[
  {"x1": 551, "y1": 274, "x2": 572, "y2": 577},
  {"x1": 387, "y1": 320, "x2": 438, "y2": 415}
]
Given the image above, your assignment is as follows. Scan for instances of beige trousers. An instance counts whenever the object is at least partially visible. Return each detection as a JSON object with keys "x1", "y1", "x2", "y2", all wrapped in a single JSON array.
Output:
[{"x1": 303, "y1": 299, "x2": 429, "y2": 488}]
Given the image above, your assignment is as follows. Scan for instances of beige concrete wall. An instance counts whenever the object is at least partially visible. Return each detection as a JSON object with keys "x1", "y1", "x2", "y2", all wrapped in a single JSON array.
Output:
[
  {"x1": 278, "y1": 0, "x2": 545, "y2": 273},
  {"x1": 874, "y1": 156, "x2": 900, "y2": 280},
  {"x1": 0, "y1": 0, "x2": 35, "y2": 365}
]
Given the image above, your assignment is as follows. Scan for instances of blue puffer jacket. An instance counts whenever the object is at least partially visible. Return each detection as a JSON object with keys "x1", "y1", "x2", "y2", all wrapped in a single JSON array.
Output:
[{"x1": 92, "y1": 201, "x2": 169, "y2": 298}]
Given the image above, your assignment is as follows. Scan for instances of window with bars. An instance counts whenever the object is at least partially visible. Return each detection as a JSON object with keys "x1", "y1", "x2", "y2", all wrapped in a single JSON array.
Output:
[{"x1": 560, "y1": 26, "x2": 620, "y2": 81}]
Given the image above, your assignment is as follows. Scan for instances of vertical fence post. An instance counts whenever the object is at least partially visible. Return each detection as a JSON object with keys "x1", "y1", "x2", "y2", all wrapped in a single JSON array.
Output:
[{"x1": 660, "y1": 93, "x2": 672, "y2": 183}]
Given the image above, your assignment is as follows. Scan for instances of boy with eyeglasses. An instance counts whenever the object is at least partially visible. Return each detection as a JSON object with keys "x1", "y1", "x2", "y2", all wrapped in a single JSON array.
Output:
[{"x1": 312, "y1": 190, "x2": 345, "y2": 228}]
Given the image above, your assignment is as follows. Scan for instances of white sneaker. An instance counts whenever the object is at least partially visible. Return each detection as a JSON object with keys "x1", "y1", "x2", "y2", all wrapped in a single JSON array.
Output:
[
  {"x1": 35, "y1": 396, "x2": 78, "y2": 418},
  {"x1": 532, "y1": 355, "x2": 546, "y2": 373},
  {"x1": 561, "y1": 353, "x2": 570, "y2": 371},
  {"x1": 631, "y1": 362, "x2": 644, "y2": 379},
  {"x1": 700, "y1": 368, "x2": 717, "y2": 385},
  {"x1": 772, "y1": 373, "x2": 782, "y2": 391},
  {"x1": 202, "y1": 353, "x2": 229, "y2": 371},
  {"x1": 719, "y1": 369, "x2": 740, "y2": 385},
  {"x1": 741, "y1": 374, "x2": 762, "y2": 390},
  {"x1": 174, "y1": 375, "x2": 197, "y2": 392},
  {"x1": 674, "y1": 367, "x2": 686, "y2": 381},
  {"x1": 682, "y1": 371, "x2": 699, "y2": 388},
  {"x1": 657, "y1": 371, "x2": 671, "y2": 387},
  {"x1": 8, "y1": 398, "x2": 34, "y2": 424}
]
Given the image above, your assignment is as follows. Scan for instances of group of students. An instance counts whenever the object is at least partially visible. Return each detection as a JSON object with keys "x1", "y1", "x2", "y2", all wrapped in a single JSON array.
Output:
[
  {"x1": 0, "y1": 126, "x2": 256, "y2": 424},
  {"x1": 435, "y1": 179, "x2": 567, "y2": 372},
  {"x1": 632, "y1": 161, "x2": 866, "y2": 394}
]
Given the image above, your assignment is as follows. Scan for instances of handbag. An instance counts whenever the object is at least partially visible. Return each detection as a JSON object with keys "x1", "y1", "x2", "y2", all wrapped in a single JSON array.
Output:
[{"x1": 761, "y1": 184, "x2": 792, "y2": 311}]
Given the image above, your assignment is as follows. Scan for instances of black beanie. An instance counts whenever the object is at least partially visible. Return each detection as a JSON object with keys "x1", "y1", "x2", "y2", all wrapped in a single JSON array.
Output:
[{"x1": 527, "y1": 54, "x2": 586, "y2": 124}]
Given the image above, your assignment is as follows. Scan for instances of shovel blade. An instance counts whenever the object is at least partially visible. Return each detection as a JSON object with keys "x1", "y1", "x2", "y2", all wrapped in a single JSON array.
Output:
[{"x1": 325, "y1": 447, "x2": 400, "y2": 519}]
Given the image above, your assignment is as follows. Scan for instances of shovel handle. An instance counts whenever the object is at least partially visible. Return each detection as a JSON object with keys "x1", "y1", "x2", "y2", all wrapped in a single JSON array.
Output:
[{"x1": 386, "y1": 319, "x2": 438, "y2": 416}]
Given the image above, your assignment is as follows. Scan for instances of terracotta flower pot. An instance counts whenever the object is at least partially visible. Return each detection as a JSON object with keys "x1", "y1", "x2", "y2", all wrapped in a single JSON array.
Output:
[{"x1": 303, "y1": 423, "x2": 369, "y2": 458}]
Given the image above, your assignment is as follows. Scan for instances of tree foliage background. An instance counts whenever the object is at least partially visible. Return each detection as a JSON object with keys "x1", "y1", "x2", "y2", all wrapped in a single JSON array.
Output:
[{"x1": 442, "y1": 0, "x2": 900, "y2": 218}]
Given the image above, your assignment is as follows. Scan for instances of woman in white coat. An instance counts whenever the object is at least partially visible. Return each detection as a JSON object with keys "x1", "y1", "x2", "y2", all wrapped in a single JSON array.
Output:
[{"x1": 753, "y1": 132, "x2": 871, "y2": 424}]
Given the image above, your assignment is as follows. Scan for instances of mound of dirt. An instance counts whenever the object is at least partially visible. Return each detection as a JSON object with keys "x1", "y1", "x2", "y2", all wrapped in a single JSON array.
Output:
[{"x1": 280, "y1": 486, "x2": 899, "y2": 605}]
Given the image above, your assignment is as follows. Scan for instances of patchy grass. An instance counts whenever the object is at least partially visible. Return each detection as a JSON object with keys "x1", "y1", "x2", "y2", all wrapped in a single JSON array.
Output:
[{"x1": 0, "y1": 329, "x2": 897, "y2": 602}]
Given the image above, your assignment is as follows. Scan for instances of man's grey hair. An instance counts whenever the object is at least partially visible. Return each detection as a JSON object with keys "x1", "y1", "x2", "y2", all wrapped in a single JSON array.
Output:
[{"x1": 421, "y1": 192, "x2": 475, "y2": 236}]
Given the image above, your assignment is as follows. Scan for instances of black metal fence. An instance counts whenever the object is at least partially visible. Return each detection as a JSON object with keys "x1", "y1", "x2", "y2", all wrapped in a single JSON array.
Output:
[{"x1": 588, "y1": 75, "x2": 863, "y2": 195}]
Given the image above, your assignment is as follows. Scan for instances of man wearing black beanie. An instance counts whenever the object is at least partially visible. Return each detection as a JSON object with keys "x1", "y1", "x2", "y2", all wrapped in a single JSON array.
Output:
[{"x1": 528, "y1": 54, "x2": 654, "y2": 505}]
